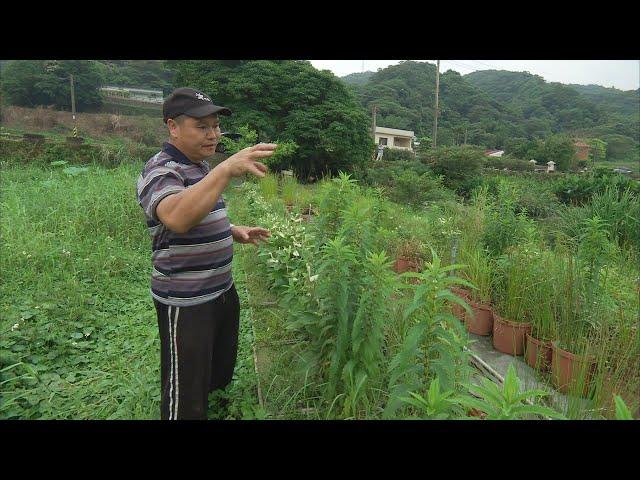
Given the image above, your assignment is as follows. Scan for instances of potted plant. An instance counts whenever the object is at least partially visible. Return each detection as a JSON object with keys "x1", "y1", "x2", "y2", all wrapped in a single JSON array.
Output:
[
  {"x1": 460, "y1": 247, "x2": 494, "y2": 336},
  {"x1": 393, "y1": 237, "x2": 424, "y2": 274},
  {"x1": 492, "y1": 247, "x2": 534, "y2": 356},
  {"x1": 550, "y1": 255, "x2": 597, "y2": 396},
  {"x1": 525, "y1": 251, "x2": 558, "y2": 371}
]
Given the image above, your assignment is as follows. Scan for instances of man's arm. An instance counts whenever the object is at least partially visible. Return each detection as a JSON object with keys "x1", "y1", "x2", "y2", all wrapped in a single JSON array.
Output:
[{"x1": 156, "y1": 143, "x2": 277, "y2": 234}]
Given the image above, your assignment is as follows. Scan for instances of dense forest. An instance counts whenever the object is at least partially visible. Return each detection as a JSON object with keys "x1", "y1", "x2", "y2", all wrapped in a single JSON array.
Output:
[
  {"x1": 341, "y1": 71, "x2": 375, "y2": 85},
  {"x1": 2, "y1": 59, "x2": 638, "y2": 162},
  {"x1": 343, "y1": 62, "x2": 639, "y2": 160}
]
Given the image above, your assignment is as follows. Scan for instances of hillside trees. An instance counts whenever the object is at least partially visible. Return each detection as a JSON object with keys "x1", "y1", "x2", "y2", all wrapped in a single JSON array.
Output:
[
  {"x1": 1, "y1": 60, "x2": 103, "y2": 111},
  {"x1": 166, "y1": 60, "x2": 372, "y2": 176}
]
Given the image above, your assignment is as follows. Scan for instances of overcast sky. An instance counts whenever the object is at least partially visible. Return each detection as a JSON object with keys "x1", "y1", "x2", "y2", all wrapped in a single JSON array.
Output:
[{"x1": 309, "y1": 60, "x2": 640, "y2": 91}]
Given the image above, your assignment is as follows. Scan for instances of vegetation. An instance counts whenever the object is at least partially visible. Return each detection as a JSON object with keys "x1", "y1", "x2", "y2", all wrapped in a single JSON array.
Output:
[
  {"x1": 1, "y1": 59, "x2": 638, "y2": 420},
  {"x1": 1, "y1": 60, "x2": 104, "y2": 111},
  {"x1": 165, "y1": 60, "x2": 373, "y2": 177},
  {"x1": 345, "y1": 63, "x2": 638, "y2": 160}
]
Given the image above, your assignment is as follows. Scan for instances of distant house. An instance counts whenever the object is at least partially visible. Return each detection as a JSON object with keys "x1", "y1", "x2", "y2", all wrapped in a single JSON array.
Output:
[
  {"x1": 375, "y1": 126, "x2": 415, "y2": 151},
  {"x1": 574, "y1": 140, "x2": 591, "y2": 161},
  {"x1": 100, "y1": 86, "x2": 164, "y2": 105},
  {"x1": 484, "y1": 149, "x2": 504, "y2": 157}
]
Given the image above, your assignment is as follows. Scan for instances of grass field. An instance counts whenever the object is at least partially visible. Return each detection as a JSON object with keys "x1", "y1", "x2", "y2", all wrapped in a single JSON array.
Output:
[
  {"x1": 2, "y1": 154, "x2": 638, "y2": 420},
  {"x1": 0, "y1": 162, "x2": 260, "y2": 419}
]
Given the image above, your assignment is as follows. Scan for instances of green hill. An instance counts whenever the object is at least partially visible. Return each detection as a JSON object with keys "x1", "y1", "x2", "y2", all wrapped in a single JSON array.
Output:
[
  {"x1": 341, "y1": 71, "x2": 375, "y2": 85},
  {"x1": 567, "y1": 83, "x2": 640, "y2": 119},
  {"x1": 464, "y1": 70, "x2": 606, "y2": 133},
  {"x1": 350, "y1": 61, "x2": 537, "y2": 148}
]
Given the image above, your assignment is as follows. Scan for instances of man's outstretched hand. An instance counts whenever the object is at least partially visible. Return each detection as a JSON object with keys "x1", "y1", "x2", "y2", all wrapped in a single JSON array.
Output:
[{"x1": 231, "y1": 226, "x2": 271, "y2": 246}]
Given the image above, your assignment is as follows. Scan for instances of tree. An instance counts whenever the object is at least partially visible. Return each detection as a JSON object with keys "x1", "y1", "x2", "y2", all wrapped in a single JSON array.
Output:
[
  {"x1": 1, "y1": 60, "x2": 103, "y2": 111},
  {"x1": 586, "y1": 138, "x2": 607, "y2": 164},
  {"x1": 419, "y1": 145, "x2": 485, "y2": 196},
  {"x1": 541, "y1": 134, "x2": 576, "y2": 171},
  {"x1": 166, "y1": 60, "x2": 372, "y2": 176}
]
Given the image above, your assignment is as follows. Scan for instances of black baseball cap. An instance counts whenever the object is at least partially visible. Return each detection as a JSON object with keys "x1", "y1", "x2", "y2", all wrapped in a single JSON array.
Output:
[{"x1": 163, "y1": 87, "x2": 232, "y2": 124}]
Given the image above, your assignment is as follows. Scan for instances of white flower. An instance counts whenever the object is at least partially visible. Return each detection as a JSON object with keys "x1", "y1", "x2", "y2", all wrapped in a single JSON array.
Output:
[
  {"x1": 11, "y1": 323, "x2": 19, "y2": 331},
  {"x1": 309, "y1": 274, "x2": 319, "y2": 282}
]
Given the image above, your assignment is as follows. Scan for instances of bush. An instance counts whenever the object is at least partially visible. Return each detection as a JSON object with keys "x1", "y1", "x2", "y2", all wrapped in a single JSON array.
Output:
[
  {"x1": 379, "y1": 147, "x2": 416, "y2": 162},
  {"x1": 553, "y1": 171, "x2": 640, "y2": 206},
  {"x1": 358, "y1": 161, "x2": 431, "y2": 187},
  {"x1": 391, "y1": 170, "x2": 457, "y2": 207},
  {"x1": 419, "y1": 146, "x2": 484, "y2": 197},
  {"x1": 0, "y1": 138, "x2": 157, "y2": 168},
  {"x1": 482, "y1": 181, "x2": 535, "y2": 256},
  {"x1": 484, "y1": 155, "x2": 535, "y2": 172}
]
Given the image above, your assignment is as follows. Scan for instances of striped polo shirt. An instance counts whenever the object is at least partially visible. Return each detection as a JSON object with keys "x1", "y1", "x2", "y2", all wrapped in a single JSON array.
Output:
[{"x1": 136, "y1": 142, "x2": 234, "y2": 307}]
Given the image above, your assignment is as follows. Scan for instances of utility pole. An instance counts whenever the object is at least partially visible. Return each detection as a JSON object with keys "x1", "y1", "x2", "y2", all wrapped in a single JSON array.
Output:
[
  {"x1": 432, "y1": 60, "x2": 440, "y2": 148},
  {"x1": 69, "y1": 74, "x2": 77, "y2": 137},
  {"x1": 464, "y1": 125, "x2": 468, "y2": 145},
  {"x1": 371, "y1": 104, "x2": 377, "y2": 139}
]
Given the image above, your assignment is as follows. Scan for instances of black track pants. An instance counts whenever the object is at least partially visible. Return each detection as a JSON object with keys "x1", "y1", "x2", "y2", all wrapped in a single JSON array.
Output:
[{"x1": 154, "y1": 284, "x2": 240, "y2": 420}]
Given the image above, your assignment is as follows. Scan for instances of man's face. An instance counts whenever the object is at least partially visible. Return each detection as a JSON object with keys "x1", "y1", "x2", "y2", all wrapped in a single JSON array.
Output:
[{"x1": 167, "y1": 114, "x2": 221, "y2": 162}]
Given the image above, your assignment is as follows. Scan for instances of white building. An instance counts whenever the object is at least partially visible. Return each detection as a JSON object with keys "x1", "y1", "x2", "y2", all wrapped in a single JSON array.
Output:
[
  {"x1": 375, "y1": 126, "x2": 415, "y2": 151},
  {"x1": 100, "y1": 86, "x2": 164, "y2": 104}
]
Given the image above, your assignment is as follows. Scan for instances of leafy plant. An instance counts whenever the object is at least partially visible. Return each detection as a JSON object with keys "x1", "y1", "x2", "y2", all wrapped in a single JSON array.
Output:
[
  {"x1": 398, "y1": 377, "x2": 467, "y2": 419},
  {"x1": 458, "y1": 364, "x2": 565, "y2": 420},
  {"x1": 460, "y1": 247, "x2": 493, "y2": 305},
  {"x1": 384, "y1": 250, "x2": 474, "y2": 418},
  {"x1": 614, "y1": 395, "x2": 634, "y2": 420}
]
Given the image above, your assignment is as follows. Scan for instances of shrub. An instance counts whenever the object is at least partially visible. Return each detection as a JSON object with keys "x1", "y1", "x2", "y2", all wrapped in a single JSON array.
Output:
[
  {"x1": 484, "y1": 155, "x2": 535, "y2": 172},
  {"x1": 391, "y1": 170, "x2": 457, "y2": 207},
  {"x1": 359, "y1": 161, "x2": 431, "y2": 186},
  {"x1": 380, "y1": 147, "x2": 416, "y2": 162},
  {"x1": 482, "y1": 181, "x2": 535, "y2": 256},
  {"x1": 419, "y1": 146, "x2": 484, "y2": 197},
  {"x1": 553, "y1": 171, "x2": 640, "y2": 206}
]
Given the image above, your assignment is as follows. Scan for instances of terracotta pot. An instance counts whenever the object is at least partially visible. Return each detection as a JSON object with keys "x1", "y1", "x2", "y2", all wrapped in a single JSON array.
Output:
[
  {"x1": 551, "y1": 341, "x2": 596, "y2": 396},
  {"x1": 492, "y1": 314, "x2": 531, "y2": 356},
  {"x1": 450, "y1": 287, "x2": 469, "y2": 322},
  {"x1": 468, "y1": 407, "x2": 487, "y2": 419},
  {"x1": 393, "y1": 256, "x2": 420, "y2": 274},
  {"x1": 451, "y1": 286, "x2": 471, "y2": 299},
  {"x1": 525, "y1": 334, "x2": 553, "y2": 372},
  {"x1": 451, "y1": 303, "x2": 465, "y2": 322},
  {"x1": 465, "y1": 301, "x2": 493, "y2": 336}
]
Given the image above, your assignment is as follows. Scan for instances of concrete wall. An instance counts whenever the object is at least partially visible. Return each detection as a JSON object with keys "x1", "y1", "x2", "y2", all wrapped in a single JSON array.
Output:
[{"x1": 375, "y1": 133, "x2": 413, "y2": 150}]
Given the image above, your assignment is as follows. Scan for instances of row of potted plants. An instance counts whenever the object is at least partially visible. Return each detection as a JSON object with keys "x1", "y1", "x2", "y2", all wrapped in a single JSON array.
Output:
[{"x1": 450, "y1": 285, "x2": 596, "y2": 397}]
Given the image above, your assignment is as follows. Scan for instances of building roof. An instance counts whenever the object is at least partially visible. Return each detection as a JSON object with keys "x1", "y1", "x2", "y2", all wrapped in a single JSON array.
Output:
[
  {"x1": 375, "y1": 126, "x2": 415, "y2": 137},
  {"x1": 484, "y1": 149, "x2": 505, "y2": 157},
  {"x1": 574, "y1": 141, "x2": 590, "y2": 148}
]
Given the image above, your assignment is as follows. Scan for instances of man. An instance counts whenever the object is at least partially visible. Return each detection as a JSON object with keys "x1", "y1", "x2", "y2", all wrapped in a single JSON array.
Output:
[
  {"x1": 376, "y1": 143, "x2": 384, "y2": 161},
  {"x1": 136, "y1": 87, "x2": 276, "y2": 420}
]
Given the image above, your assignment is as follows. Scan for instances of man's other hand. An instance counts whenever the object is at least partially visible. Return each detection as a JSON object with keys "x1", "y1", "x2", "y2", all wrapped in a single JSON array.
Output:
[{"x1": 231, "y1": 226, "x2": 271, "y2": 246}]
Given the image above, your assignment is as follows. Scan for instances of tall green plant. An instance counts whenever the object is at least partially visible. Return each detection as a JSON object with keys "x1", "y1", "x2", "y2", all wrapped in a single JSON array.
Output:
[
  {"x1": 458, "y1": 364, "x2": 565, "y2": 420},
  {"x1": 461, "y1": 247, "x2": 493, "y2": 305},
  {"x1": 384, "y1": 250, "x2": 474, "y2": 418}
]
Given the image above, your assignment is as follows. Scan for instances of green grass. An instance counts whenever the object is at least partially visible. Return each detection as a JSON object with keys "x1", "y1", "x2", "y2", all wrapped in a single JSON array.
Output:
[
  {"x1": 0, "y1": 161, "x2": 258, "y2": 419},
  {"x1": 2, "y1": 151, "x2": 638, "y2": 420}
]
